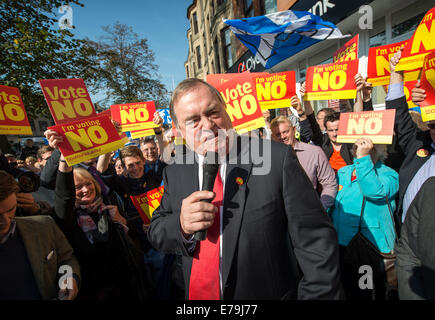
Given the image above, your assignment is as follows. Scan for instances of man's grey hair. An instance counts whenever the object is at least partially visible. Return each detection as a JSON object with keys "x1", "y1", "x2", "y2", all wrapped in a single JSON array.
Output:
[{"x1": 169, "y1": 78, "x2": 225, "y2": 127}]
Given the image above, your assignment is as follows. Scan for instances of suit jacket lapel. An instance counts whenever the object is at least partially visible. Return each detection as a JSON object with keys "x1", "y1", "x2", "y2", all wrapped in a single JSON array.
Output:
[
  {"x1": 222, "y1": 136, "x2": 252, "y2": 288},
  {"x1": 15, "y1": 218, "x2": 46, "y2": 298}
]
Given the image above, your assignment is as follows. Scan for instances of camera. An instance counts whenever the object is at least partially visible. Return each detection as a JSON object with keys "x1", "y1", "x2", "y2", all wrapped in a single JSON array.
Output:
[{"x1": 17, "y1": 171, "x2": 40, "y2": 193}]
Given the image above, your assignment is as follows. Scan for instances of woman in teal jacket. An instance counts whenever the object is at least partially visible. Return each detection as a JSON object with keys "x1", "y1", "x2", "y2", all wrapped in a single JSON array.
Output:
[{"x1": 329, "y1": 137, "x2": 399, "y2": 300}]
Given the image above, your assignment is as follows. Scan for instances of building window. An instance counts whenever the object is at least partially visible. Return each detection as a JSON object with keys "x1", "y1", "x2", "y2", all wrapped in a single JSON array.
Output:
[
  {"x1": 186, "y1": 66, "x2": 189, "y2": 78},
  {"x1": 193, "y1": 62, "x2": 196, "y2": 75},
  {"x1": 193, "y1": 12, "x2": 198, "y2": 34},
  {"x1": 222, "y1": 28, "x2": 233, "y2": 70},
  {"x1": 214, "y1": 38, "x2": 221, "y2": 73},
  {"x1": 369, "y1": 18, "x2": 386, "y2": 48},
  {"x1": 196, "y1": 46, "x2": 202, "y2": 68},
  {"x1": 298, "y1": 60, "x2": 306, "y2": 81},
  {"x1": 263, "y1": 0, "x2": 277, "y2": 15},
  {"x1": 392, "y1": 12, "x2": 425, "y2": 39},
  {"x1": 244, "y1": 0, "x2": 254, "y2": 18}
]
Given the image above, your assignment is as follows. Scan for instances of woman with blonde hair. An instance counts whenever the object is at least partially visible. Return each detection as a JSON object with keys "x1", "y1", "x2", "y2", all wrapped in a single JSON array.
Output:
[{"x1": 46, "y1": 133, "x2": 151, "y2": 300}]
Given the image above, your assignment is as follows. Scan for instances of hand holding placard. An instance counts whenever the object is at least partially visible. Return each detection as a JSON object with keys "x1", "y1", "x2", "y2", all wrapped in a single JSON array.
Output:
[{"x1": 47, "y1": 115, "x2": 126, "y2": 166}]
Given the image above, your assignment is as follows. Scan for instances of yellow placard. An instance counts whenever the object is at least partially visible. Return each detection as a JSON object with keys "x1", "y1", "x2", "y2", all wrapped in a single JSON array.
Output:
[
  {"x1": 130, "y1": 128, "x2": 156, "y2": 139},
  {"x1": 234, "y1": 116, "x2": 266, "y2": 134},
  {"x1": 421, "y1": 105, "x2": 435, "y2": 122},
  {"x1": 0, "y1": 125, "x2": 33, "y2": 135},
  {"x1": 64, "y1": 139, "x2": 126, "y2": 167},
  {"x1": 259, "y1": 99, "x2": 291, "y2": 110},
  {"x1": 304, "y1": 89, "x2": 357, "y2": 101},
  {"x1": 337, "y1": 135, "x2": 393, "y2": 144}
]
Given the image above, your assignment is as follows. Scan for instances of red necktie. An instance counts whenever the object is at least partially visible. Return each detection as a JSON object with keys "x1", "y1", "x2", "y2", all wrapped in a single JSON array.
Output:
[{"x1": 189, "y1": 170, "x2": 223, "y2": 300}]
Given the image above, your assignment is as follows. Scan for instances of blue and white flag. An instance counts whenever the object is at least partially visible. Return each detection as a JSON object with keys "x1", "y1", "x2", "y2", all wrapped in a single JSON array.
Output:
[
  {"x1": 224, "y1": 10, "x2": 349, "y2": 69},
  {"x1": 158, "y1": 108, "x2": 172, "y2": 124}
]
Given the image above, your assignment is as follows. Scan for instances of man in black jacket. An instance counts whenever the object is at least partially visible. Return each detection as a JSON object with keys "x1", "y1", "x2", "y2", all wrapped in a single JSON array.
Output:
[
  {"x1": 147, "y1": 78, "x2": 342, "y2": 300},
  {"x1": 395, "y1": 176, "x2": 435, "y2": 299},
  {"x1": 386, "y1": 47, "x2": 435, "y2": 225}
]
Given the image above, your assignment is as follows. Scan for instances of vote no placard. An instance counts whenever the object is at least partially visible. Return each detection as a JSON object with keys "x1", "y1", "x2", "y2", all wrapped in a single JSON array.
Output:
[
  {"x1": 251, "y1": 71, "x2": 296, "y2": 110},
  {"x1": 395, "y1": 6, "x2": 435, "y2": 71},
  {"x1": 110, "y1": 101, "x2": 158, "y2": 132},
  {"x1": 333, "y1": 34, "x2": 359, "y2": 63},
  {"x1": 130, "y1": 128, "x2": 156, "y2": 139},
  {"x1": 419, "y1": 51, "x2": 435, "y2": 122},
  {"x1": 211, "y1": 72, "x2": 265, "y2": 134},
  {"x1": 0, "y1": 85, "x2": 33, "y2": 135},
  {"x1": 48, "y1": 115, "x2": 126, "y2": 166},
  {"x1": 130, "y1": 186, "x2": 164, "y2": 225},
  {"x1": 39, "y1": 78, "x2": 96, "y2": 125},
  {"x1": 305, "y1": 59, "x2": 359, "y2": 101},
  {"x1": 367, "y1": 40, "x2": 420, "y2": 86},
  {"x1": 337, "y1": 109, "x2": 396, "y2": 144}
]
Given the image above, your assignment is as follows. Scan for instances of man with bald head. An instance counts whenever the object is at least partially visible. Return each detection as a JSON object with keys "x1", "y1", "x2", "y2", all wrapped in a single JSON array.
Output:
[{"x1": 147, "y1": 78, "x2": 341, "y2": 300}]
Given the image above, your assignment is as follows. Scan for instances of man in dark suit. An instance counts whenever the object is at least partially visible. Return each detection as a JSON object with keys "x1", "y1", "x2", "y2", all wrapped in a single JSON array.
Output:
[
  {"x1": 147, "y1": 78, "x2": 342, "y2": 300},
  {"x1": 395, "y1": 177, "x2": 435, "y2": 299},
  {"x1": 0, "y1": 170, "x2": 80, "y2": 300},
  {"x1": 386, "y1": 47, "x2": 435, "y2": 225}
]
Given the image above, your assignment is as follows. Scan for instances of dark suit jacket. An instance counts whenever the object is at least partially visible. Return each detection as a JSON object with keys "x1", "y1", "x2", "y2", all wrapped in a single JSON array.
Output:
[
  {"x1": 395, "y1": 177, "x2": 435, "y2": 299},
  {"x1": 147, "y1": 135, "x2": 342, "y2": 300},
  {"x1": 385, "y1": 96, "x2": 433, "y2": 225},
  {"x1": 15, "y1": 215, "x2": 81, "y2": 300}
]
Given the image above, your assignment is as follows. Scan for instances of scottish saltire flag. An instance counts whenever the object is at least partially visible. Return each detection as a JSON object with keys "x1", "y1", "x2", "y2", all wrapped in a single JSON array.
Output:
[
  {"x1": 224, "y1": 10, "x2": 349, "y2": 69},
  {"x1": 158, "y1": 108, "x2": 172, "y2": 124}
]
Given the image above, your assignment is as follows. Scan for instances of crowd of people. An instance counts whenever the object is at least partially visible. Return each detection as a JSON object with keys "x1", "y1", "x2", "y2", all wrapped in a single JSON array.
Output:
[{"x1": 0, "y1": 48, "x2": 434, "y2": 300}]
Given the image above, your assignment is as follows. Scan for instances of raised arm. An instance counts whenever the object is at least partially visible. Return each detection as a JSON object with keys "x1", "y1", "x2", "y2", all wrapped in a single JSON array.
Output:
[
  {"x1": 386, "y1": 46, "x2": 426, "y2": 155},
  {"x1": 353, "y1": 73, "x2": 373, "y2": 112},
  {"x1": 47, "y1": 132, "x2": 77, "y2": 228}
]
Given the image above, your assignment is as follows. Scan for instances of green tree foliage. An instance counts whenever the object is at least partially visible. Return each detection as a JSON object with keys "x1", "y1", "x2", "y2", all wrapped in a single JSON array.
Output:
[
  {"x1": 0, "y1": 0, "x2": 92, "y2": 118},
  {"x1": 84, "y1": 22, "x2": 169, "y2": 108}
]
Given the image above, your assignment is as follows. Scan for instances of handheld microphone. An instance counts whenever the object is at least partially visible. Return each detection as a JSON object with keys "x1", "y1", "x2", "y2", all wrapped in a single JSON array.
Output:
[{"x1": 194, "y1": 152, "x2": 220, "y2": 241}]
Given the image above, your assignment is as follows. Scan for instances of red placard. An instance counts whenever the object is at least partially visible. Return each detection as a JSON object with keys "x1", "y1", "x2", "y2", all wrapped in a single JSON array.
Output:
[
  {"x1": 110, "y1": 101, "x2": 158, "y2": 132},
  {"x1": 0, "y1": 85, "x2": 33, "y2": 135},
  {"x1": 48, "y1": 115, "x2": 126, "y2": 166},
  {"x1": 39, "y1": 78, "x2": 96, "y2": 125},
  {"x1": 419, "y1": 51, "x2": 435, "y2": 122},
  {"x1": 333, "y1": 34, "x2": 359, "y2": 63},
  {"x1": 336, "y1": 109, "x2": 396, "y2": 144},
  {"x1": 206, "y1": 73, "x2": 233, "y2": 87},
  {"x1": 130, "y1": 186, "x2": 164, "y2": 225},
  {"x1": 395, "y1": 6, "x2": 435, "y2": 71},
  {"x1": 305, "y1": 59, "x2": 359, "y2": 101},
  {"x1": 209, "y1": 72, "x2": 265, "y2": 134},
  {"x1": 98, "y1": 109, "x2": 112, "y2": 118},
  {"x1": 251, "y1": 71, "x2": 296, "y2": 109}
]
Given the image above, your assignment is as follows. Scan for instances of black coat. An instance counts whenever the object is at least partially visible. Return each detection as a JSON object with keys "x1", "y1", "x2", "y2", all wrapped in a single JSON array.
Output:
[
  {"x1": 395, "y1": 177, "x2": 435, "y2": 299},
  {"x1": 385, "y1": 96, "x2": 433, "y2": 225},
  {"x1": 147, "y1": 135, "x2": 342, "y2": 299},
  {"x1": 53, "y1": 170, "x2": 151, "y2": 300}
]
